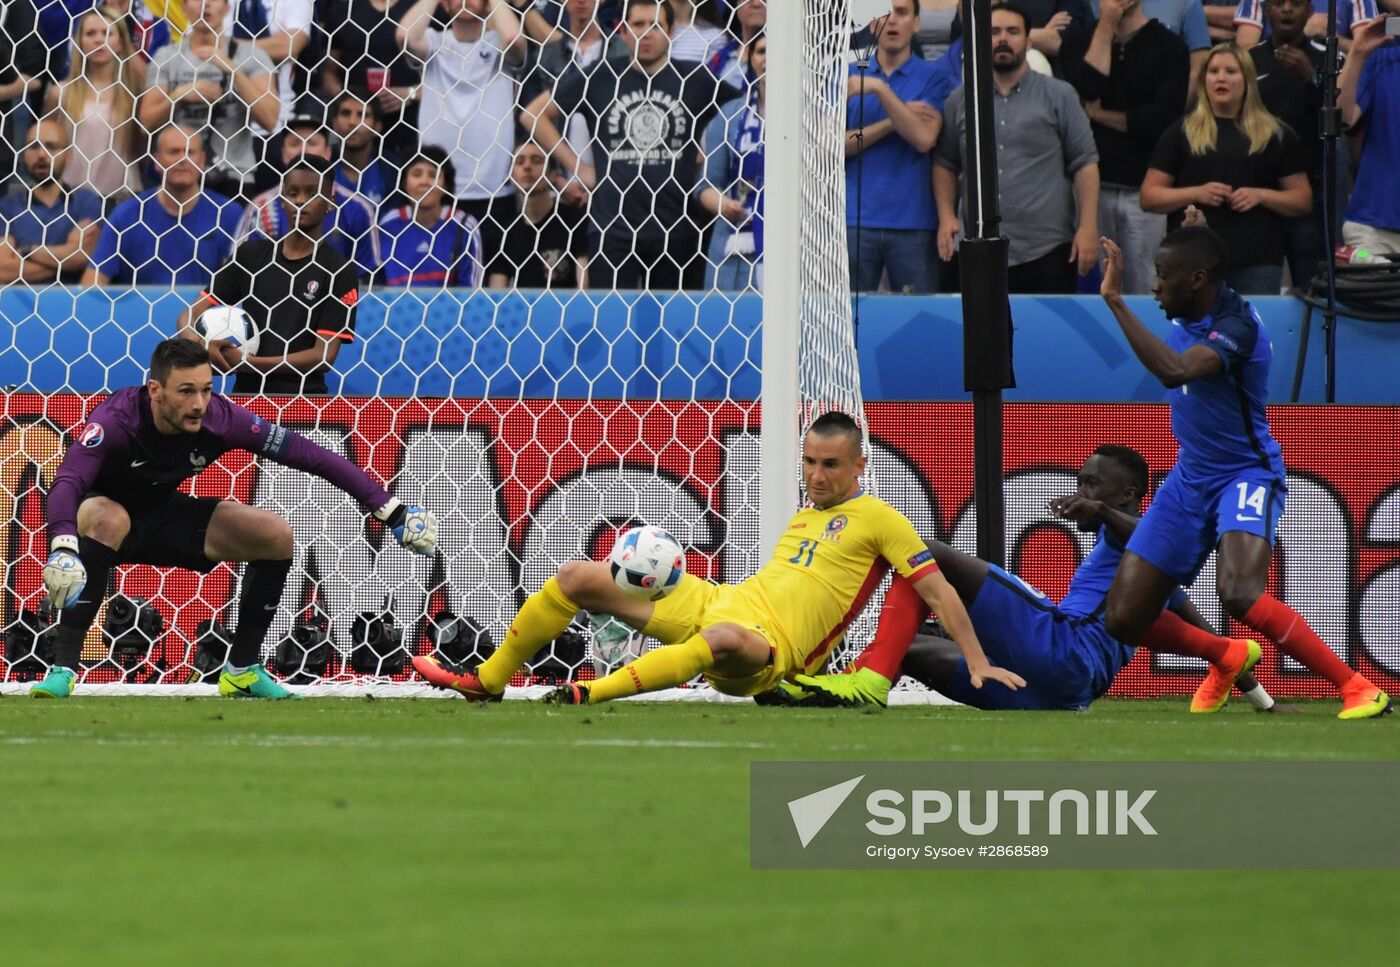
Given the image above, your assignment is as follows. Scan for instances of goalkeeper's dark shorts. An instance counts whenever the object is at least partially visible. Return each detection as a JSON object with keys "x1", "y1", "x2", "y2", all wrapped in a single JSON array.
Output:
[{"x1": 105, "y1": 492, "x2": 224, "y2": 572}]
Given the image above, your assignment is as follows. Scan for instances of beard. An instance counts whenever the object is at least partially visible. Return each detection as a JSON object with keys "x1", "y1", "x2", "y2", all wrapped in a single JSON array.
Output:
[{"x1": 992, "y1": 47, "x2": 1025, "y2": 73}]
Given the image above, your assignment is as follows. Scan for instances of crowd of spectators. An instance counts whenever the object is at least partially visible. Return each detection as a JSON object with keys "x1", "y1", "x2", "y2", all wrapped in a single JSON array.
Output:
[{"x1": 1, "y1": 0, "x2": 1398, "y2": 300}]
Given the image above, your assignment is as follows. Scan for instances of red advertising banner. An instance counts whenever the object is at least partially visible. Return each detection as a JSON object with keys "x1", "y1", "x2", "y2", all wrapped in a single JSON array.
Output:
[{"x1": 3, "y1": 393, "x2": 1396, "y2": 698}]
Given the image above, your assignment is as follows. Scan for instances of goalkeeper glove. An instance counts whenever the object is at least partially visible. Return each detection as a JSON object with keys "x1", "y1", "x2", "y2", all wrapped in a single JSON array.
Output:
[
  {"x1": 43, "y1": 536, "x2": 87, "y2": 609},
  {"x1": 373, "y1": 498, "x2": 438, "y2": 555}
]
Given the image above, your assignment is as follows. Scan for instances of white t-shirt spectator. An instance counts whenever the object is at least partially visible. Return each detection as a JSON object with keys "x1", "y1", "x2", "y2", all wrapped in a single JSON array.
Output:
[
  {"x1": 224, "y1": 0, "x2": 312, "y2": 131},
  {"x1": 419, "y1": 27, "x2": 516, "y2": 200}
]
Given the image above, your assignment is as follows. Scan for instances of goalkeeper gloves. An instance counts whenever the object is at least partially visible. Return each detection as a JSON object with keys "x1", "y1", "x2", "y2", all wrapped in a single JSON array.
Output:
[
  {"x1": 43, "y1": 536, "x2": 87, "y2": 609},
  {"x1": 373, "y1": 498, "x2": 438, "y2": 555}
]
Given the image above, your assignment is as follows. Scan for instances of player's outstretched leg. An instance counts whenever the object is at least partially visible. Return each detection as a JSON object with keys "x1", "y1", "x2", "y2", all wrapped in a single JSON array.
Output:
[
  {"x1": 544, "y1": 622, "x2": 769, "y2": 706},
  {"x1": 204, "y1": 503, "x2": 299, "y2": 700},
  {"x1": 415, "y1": 561, "x2": 654, "y2": 701},
  {"x1": 1216, "y1": 533, "x2": 1391, "y2": 720}
]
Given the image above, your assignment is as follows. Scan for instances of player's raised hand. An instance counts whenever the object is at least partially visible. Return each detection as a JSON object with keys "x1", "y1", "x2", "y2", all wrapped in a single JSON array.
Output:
[
  {"x1": 968, "y1": 662, "x2": 1027, "y2": 691},
  {"x1": 374, "y1": 498, "x2": 438, "y2": 555},
  {"x1": 43, "y1": 539, "x2": 87, "y2": 609},
  {"x1": 1099, "y1": 237, "x2": 1124, "y2": 300},
  {"x1": 1048, "y1": 494, "x2": 1102, "y2": 527}
]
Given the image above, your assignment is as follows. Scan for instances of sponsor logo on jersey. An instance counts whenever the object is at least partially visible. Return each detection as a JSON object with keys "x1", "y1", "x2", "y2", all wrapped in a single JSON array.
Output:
[
  {"x1": 79, "y1": 423, "x2": 104, "y2": 447},
  {"x1": 792, "y1": 522, "x2": 807, "y2": 529},
  {"x1": 908, "y1": 548, "x2": 934, "y2": 569},
  {"x1": 340, "y1": 288, "x2": 360, "y2": 307},
  {"x1": 1208, "y1": 330, "x2": 1240, "y2": 352}
]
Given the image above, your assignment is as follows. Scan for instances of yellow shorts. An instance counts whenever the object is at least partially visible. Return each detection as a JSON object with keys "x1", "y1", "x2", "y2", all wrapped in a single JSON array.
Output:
[{"x1": 642, "y1": 575, "x2": 798, "y2": 697}]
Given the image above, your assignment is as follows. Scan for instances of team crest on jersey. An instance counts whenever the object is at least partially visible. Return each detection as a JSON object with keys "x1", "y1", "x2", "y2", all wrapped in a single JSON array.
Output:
[
  {"x1": 79, "y1": 423, "x2": 104, "y2": 448},
  {"x1": 189, "y1": 452, "x2": 207, "y2": 469},
  {"x1": 821, "y1": 514, "x2": 849, "y2": 541}
]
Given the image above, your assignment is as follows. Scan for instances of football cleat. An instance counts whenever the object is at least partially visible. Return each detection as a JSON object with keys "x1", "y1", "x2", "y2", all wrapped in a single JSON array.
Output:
[
  {"x1": 411, "y1": 655, "x2": 502, "y2": 702},
  {"x1": 753, "y1": 680, "x2": 817, "y2": 707},
  {"x1": 541, "y1": 682, "x2": 590, "y2": 705},
  {"x1": 218, "y1": 664, "x2": 300, "y2": 700},
  {"x1": 30, "y1": 666, "x2": 76, "y2": 699},
  {"x1": 1190, "y1": 639, "x2": 1262, "y2": 714},
  {"x1": 793, "y1": 667, "x2": 893, "y2": 709},
  {"x1": 1338, "y1": 683, "x2": 1392, "y2": 721}
]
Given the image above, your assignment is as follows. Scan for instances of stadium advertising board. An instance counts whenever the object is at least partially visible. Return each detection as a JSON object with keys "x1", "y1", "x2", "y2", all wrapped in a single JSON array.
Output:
[{"x1": 3, "y1": 394, "x2": 1396, "y2": 697}]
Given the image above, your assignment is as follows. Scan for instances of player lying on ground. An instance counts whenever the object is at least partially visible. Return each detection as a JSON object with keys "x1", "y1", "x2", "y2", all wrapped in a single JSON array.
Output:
[
  {"x1": 794, "y1": 445, "x2": 1269, "y2": 711},
  {"x1": 1098, "y1": 228, "x2": 1389, "y2": 720},
  {"x1": 413, "y1": 411, "x2": 1026, "y2": 704},
  {"x1": 33, "y1": 338, "x2": 437, "y2": 699}
]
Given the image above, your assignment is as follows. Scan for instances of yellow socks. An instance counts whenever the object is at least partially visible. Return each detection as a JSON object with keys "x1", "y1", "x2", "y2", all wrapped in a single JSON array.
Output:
[
  {"x1": 477, "y1": 577, "x2": 580, "y2": 693},
  {"x1": 586, "y1": 633, "x2": 715, "y2": 704}
]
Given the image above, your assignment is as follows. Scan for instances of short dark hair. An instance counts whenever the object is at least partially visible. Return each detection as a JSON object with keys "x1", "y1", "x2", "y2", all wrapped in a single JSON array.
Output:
[
  {"x1": 284, "y1": 151, "x2": 334, "y2": 181},
  {"x1": 990, "y1": 1, "x2": 1030, "y2": 30},
  {"x1": 1160, "y1": 226, "x2": 1229, "y2": 282},
  {"x1": 331, "y1": 88, "x2": 382, "y2": 124},
  {"x1": 625, "y1": 0, "x2": 675, "y2": 30},
  {"x1": 400, "y1": 144, "x2": 456, "y2": 196},
  {"x1": 150, "y1": 337, "x2": 210, "y2": 385},
  {"x1": 808, "y1": 411, "x2": 864, "y2": 455},
  {"x1": 1092, "y1": 444, "x2": 1149, "y2": 498}
]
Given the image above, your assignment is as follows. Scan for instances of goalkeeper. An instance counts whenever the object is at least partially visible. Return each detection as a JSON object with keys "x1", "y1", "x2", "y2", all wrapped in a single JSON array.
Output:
[
  {"x1": 413, "y1": 411, "x2": 1025, "y2": 704},
  {"x1": 32, "y1": 338, "x2": 438, "y2": 699}
]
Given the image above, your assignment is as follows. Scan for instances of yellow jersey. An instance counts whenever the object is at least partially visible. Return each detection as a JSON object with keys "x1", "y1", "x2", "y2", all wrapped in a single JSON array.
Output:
[{"x1": 742, "y1": 491, "x2": 939, "y2": 669}]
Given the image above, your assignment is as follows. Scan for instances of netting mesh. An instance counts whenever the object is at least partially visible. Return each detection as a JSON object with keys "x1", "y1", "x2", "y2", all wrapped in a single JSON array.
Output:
[{"x1": 0, "y1": 0, "x2": 882, "y2": 695}]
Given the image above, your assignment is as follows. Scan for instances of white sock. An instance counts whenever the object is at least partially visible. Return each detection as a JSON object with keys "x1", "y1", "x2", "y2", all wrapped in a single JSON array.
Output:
[
  {"x1": 226, "y1": 664, "x2": 253, "y2": 675},
  {"x1": 1241, "y1": 684, "x2": 1274, "y2": 710}
]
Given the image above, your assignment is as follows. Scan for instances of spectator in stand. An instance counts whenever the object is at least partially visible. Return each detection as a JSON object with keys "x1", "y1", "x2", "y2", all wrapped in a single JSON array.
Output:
[
  {"x1": 82, "y1": 123, "x2": 245, "y2": 286},
  {"x1": 845, "y1": 0, "x2": 948, "y2": 295},
  {"x1": 669, "y1": 0, "x2": 724, "y2": 65},
  {"x1": 329, "y1": 89, "x2": 397, "y2": 207},
  {"x1": 139, "y1": 0, "x2": 279, "y2": 200},
  {"x1": 519, "y1": 0, "x2": 629, "y2": 211},
  {"x1": 42, "y1": 7, "x2": 145, "y2": 203},
  {"x1": 399, "y1": 0, "x2": 526, "y2": 261},
  {"x1": 179, "y1": 153, "x2": 359, "y2": 395},
  {"x1": 937, "y1": 2, "x2": 1100, "y2": 293},
  {"x1": 225, "y1": 0, "x2": 313, "y2": 130},
  {"x1": 946, "y1": 0, "x2": 1093, "y2": 61},
  {"x1": 0, "y1": 118, "x2": 103, "y2": 284},
  {"x1": 707, "y1": 0, "x2": 765, "y2": 89},
  {"x1": 378, "y1": 146, "x2": 484, "y2": 287},
  {"x1": 0, "y1": 0, "x2": 44, "y2": 186},
  {"x1": 1062, "y1": 0, "x2": 1189, "y2": 292},
  {"x1": 1087, "y1": 0, "x2": 1212, "y2": 80},
  {"x1": 697, "y1": 31, "x2": 765, "y2": 291},
  {"x1": 521, "y1": 0, "x2": 723, "y2": 289},
  {"x1": 1233, "y1": 0, "x2": 1380, "y2": 51},
  {"x1": 487, "y1": 140, "x2": 587, "y2": 288},
  {"x1": 1141, "y1": 43, "x2": 1310, "y2": 292},
  {"x1": 1338, "y1": 18, "x2": 1400, "y2": 257},
  {"x1": 321, "y1": 0, "x2": 425, "y2": 159},
  {"x1": 234, "y1": 114, "x2": 381, "y2": 279},
  {"x1": 1249, "y1": 0, "x2": 1328, "y2": 283},
  {"x1": 109, "y1": 0, "x2": 177, "y2": 63}
]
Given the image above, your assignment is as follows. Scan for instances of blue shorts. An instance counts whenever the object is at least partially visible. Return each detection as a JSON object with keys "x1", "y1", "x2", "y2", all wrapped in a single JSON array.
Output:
[
  {"x1": 941, "y1": 566, "x2": 1129, "y2": 712},
  {"x1": 1126, "y1": 465, "x2": 1287, "y2": 586}
]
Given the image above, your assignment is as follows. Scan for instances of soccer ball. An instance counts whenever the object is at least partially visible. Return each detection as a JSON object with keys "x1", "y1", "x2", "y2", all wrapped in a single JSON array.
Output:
[
  {"x1": 194, "y1": 305, "x2": 260, "y2": 356},
  {"x1": 609, "y1": 525, "x2": 685, "y2": 599}
]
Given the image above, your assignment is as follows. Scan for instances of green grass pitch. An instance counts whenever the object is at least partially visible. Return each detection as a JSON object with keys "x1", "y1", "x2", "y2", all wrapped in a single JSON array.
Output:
[{"x1": 1, "y1": 696, "x2": 1394, "y2": 966}]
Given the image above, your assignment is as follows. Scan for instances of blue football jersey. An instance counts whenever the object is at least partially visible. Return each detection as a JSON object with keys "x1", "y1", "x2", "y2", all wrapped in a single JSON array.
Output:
[
  {"x1": 1166, "y1": 286, "x2": 1285, "y2": 479},
  {"x1": 1059, "y1": 525, "x2": 1190, "y2": 621}
]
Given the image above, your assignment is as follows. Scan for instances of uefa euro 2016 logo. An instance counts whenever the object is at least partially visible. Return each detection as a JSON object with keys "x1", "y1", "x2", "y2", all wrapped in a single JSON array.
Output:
[{"x1": 821, "y1": 514, "x2": 848, "y2": 542}]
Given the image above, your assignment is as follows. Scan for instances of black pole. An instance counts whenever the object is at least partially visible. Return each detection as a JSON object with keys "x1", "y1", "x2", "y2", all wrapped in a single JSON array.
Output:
[
  {"x1": 1320, "y1": 0, "x2": 1342, "y2": 402},
  {"x1": 958, "y1": 0, "x2": 1014, "y2": 567}
]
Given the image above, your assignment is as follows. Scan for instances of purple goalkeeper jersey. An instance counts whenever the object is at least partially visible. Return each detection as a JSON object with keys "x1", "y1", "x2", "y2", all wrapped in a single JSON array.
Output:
[{"x1": 47, "y1": 387, "x2": 392, "y2": 542}]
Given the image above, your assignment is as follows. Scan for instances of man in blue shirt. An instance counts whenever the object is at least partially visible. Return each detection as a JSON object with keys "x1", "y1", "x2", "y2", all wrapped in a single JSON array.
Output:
[
  {"x1": 792, "y1": 445, "x2": 1271, "y2": 711},
  {"x1": 1338, "y1": 17, "x2": 1400, "y2": 258},
  {"x1": 83, "y1": 124, "x2": 245, "y2": 287},
  {"x1": 1097, "y1": 229, "x2": 1390, "y2": 719},
  {"x1": 0, "y1": 118, "x2": 102, "y2": 284},
  {"x1": 845, "y1": 0, "x2": 951, "y2": 294}
]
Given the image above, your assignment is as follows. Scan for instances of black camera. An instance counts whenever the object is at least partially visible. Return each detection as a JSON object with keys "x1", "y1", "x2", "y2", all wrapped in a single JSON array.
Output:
[
  {"x1": 276, "y1": 610, "x2": 332, "y2": 684},
  {"x1": 425, "y1": 611, "x2": 495, "y2": 666},
  {"x1": 103, "y1": 595, "x2": 164, "y2": 667},
  {"x1": 350, "y1": 598, "x2": 406, "y2": 675}
]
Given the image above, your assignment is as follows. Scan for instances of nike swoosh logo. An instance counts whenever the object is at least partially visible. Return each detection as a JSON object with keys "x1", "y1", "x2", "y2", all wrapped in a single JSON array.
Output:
[
  {"x1": 1236, "y1": 515, "x2": 1261, "y2": 522},
  {"x1": 131, "y1": 459, "x2": 149, "y2": 467},
  {"x1": 1255, "y1": 72, "x2": 1270, "y2": 81}
]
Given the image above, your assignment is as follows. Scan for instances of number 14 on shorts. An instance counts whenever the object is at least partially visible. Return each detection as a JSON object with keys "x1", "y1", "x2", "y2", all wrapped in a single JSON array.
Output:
[{"x1": 1236, "y1": 482, "x2": 1267, "y2": 522}]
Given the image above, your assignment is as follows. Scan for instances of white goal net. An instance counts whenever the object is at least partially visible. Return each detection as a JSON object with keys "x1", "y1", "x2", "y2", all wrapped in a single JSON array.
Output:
[{"x1": 0, "y1": 0, "x2": 881, "y2": 697}]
